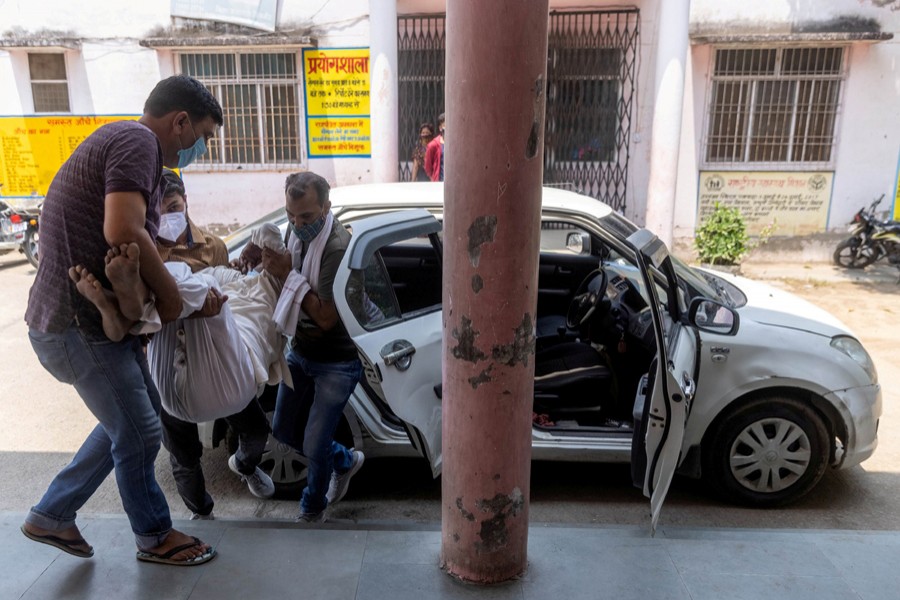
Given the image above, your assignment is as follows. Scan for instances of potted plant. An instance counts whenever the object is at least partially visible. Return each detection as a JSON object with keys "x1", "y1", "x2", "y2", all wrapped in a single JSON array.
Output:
[{"x1": 694, "y1": 202, "x2": 749, "y2": 274}]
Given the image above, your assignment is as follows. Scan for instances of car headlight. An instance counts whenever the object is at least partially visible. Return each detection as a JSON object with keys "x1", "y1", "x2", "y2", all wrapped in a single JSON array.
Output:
[{"x1": 831, "y1": 335, "x2": 878, "y2": 384}]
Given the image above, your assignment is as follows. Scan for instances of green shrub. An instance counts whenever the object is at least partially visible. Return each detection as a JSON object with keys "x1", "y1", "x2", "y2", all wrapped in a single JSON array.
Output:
[{"x1": 695, "y1": 202, "x2": 749, "y2": 266}]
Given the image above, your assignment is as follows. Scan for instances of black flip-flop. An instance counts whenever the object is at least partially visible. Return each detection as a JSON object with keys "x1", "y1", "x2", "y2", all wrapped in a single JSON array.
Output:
[
  {"x1": 136, "y1": 536, "x2": 216, "y2": 566},
  {"x1": 20, "y1": 525, "x2": 94, "y2": 559}
]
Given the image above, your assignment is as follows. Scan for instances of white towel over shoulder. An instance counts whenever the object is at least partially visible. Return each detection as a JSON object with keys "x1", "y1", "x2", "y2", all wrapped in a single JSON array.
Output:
[{"x1": 273, "y1": 211, "x2": 333, "y2": 336}]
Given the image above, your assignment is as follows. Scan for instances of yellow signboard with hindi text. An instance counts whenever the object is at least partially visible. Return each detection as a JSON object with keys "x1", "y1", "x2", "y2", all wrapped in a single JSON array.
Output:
[
  {"x1": 302, "y1": 48, "x2": 371, "y2": 158},
  {"x1": 0, "y1": 115, "x2": 139, "y2": 198}
]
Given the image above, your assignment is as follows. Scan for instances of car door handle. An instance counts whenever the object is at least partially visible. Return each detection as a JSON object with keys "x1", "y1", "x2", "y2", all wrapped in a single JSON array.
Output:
[{"x1": 380, "y1": 340, "x2": 416, "y2": 371}]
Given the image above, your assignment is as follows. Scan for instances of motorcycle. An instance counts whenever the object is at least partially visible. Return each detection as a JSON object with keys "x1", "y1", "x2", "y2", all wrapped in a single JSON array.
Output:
[
  {"x1": 0, "y1": 185, "x2": 41, "y2": 269},
  {"x1": 833, "y1": 194, "x2": 900, "y2": 275}
]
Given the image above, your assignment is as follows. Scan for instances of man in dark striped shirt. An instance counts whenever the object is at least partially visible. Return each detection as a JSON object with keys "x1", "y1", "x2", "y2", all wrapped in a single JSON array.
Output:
[{"x1": 22, "y1": 75, "x2": 224, "y2": 566}]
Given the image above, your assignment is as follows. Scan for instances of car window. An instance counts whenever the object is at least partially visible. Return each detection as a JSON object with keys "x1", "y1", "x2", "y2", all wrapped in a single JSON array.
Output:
[
  {"x1": 345, "y1": 232, "x2": 443, "y2": 330},
  {"x1": 540, "y1": 221, "x2": 591, "y2": 254}
]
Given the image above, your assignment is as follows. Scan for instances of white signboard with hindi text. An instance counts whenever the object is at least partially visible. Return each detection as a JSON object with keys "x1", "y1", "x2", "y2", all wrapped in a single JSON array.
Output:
[{"x1": 698, "y1": 171, "x2": 833, "y2": 236}]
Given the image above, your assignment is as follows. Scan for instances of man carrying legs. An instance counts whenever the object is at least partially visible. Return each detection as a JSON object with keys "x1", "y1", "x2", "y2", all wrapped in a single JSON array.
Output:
[{"x1": 22, "y1": 75, "x2": 223, "y2": 566}]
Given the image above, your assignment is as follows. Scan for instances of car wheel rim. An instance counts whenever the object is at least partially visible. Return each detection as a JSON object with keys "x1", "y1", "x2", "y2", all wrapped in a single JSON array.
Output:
[
  {"x1": 259, "y1": 436, "x2": 308, "y2": 486},
  {"x1": 728, "y1": 417, "x2": 811, "y2": 493}
]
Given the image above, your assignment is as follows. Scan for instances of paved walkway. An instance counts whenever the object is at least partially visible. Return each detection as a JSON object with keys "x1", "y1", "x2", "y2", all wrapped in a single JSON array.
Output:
[{"x1": 4, "y1": 513, "x2": 900, "y2": 599}]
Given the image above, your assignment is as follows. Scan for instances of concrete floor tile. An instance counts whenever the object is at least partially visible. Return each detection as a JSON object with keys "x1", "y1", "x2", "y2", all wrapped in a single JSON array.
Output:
[
  {"x1": 681, "y1": 572, "x2": 860, "y2": 600},
  {"x1": 813, "y1": 537, "x2": 900, "y2": 600},
  {"x1": 363, "y1": 530, "x2": 442, "y2": 565},
  {"x1": 521, "y1": 556, "x2": 690, "y2": 600},
  {"x1": 664, "y1": 538, "x2": 837, "y2": 578},
  {"x1": 357, "y1": 562, "x2": 524, "y2": 600},
  {"x1": 186, "y1": 527, "x2": 367, "y2": 600},
  {"x1": 0, "y1": 518, "x2": 66, "y2": 600}
]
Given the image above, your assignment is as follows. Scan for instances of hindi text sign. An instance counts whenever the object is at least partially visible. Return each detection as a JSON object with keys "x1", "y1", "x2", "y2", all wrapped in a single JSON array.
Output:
[
  {"x1": 303, "y1": 48, "x2": 371, "y2": 158},
  {"x1": 698, "y1": 171, "x2": 833, "y2": 236},
  {"x1": 0, "y1": 115, "x2": 139, "y2": 198}
]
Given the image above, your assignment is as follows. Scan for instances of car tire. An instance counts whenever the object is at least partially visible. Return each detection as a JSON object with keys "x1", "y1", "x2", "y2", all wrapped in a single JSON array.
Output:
[{"x1": 704, "y1": 396, "x2": 830, "y2": 507}]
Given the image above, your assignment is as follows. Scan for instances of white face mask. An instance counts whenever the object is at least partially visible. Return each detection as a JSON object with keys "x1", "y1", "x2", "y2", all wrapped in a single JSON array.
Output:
[{"x1": 158, "y1": 211, "x2": 187, "y2": 242}]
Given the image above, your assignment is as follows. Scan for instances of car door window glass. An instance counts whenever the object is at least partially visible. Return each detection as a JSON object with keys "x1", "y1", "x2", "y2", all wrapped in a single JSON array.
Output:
[
  {"x1": 346, "y1": 232, "x2": 442, "y2": 330},
  {"x1": 540, "y1": 221, "x2": 592, "y2": 255}
]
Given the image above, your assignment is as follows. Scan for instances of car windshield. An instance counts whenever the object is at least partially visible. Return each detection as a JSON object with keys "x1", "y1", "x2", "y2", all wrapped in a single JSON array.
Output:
[
  {"x1": 596, "y1": 212, "x2": 745, "y2": 308},
  {"x1": 672, "y1": 259, "x2": 747, "y2": 308}
]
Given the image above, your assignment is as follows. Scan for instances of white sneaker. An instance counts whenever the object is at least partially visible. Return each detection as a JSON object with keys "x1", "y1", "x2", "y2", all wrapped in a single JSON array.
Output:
[
  {"x1": 190, "y1": 512, "x2": 215, "y2": 520},
  {"x1": 228, "y1": 454, "x2": 275, "y2": 499},
  {"x1": 295, "y1": 510, "x2": 327, "y2": 524},
  {"x1": 326, "y1": 449, "x2": 365, "y2": 505}
]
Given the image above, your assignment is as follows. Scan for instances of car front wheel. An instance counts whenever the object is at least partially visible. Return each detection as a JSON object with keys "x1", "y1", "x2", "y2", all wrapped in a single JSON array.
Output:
[
  {"x1": 704, "y1": 397, "x2": 830, "y2": 507},
  {"x1": 259, "y1": 433, "x2": 309, "y2": 499}
]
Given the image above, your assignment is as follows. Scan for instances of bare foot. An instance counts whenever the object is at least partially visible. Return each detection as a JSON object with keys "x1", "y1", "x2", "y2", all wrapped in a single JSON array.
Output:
[
  {"x1": 22, "y1": 521, "x2": 93, "y2": 557},
  {"x1": 105, "y1": 243, "x2": 149, "y2": 322},
  {"x1": 69, "y1": 265, "x2": 132, "y2": 342},
  {"x1": 140, "y1": 529, "x2": 213, "y2": 563}
]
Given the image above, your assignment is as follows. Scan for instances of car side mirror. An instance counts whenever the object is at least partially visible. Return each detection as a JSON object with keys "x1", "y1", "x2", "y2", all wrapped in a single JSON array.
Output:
[
  {"x1": 566, "y1": 232, "x2": 591, "y2": 255},
  {"x1": 688, "y1": 298, "x2": 739, "y2": 336}
]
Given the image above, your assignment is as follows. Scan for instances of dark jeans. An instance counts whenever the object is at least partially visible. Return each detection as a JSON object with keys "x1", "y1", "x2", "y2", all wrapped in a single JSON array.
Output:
[
  {"x1": 273, "y1": 350, "x2": 362, "y2": 514},
  {"x1": 161, "y1": 397, "x2": 269, "y2": 516},
  {"x1": 27, "y1": 327, "x2": 172, "y2": 550}
]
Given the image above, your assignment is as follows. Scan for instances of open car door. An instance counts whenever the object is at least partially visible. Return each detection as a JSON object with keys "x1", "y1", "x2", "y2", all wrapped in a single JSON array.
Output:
[
  {"x1": 333, "y1": 209, "x2": 445, "y2": 476},
  {"x1": 626, "y1": 229, "x2": 700, "y2": 535}
]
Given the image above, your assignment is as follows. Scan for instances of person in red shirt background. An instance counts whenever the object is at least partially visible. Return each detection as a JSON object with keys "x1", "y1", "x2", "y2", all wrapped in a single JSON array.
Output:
[{"x1": 424, "y1": 112, "x2": 445, "y2": 182}]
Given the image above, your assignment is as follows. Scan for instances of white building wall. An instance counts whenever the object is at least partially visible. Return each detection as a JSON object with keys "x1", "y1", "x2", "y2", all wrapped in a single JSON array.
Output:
[
  {"x1": 683, "y1": 0, "x2": 900, "y2": 243},
  {"x1": 3, "y1": 0, "x2": 896, "y2": 239},
  {"x1": 0, "y1": 0, "x2": 376, "y2": 232}
]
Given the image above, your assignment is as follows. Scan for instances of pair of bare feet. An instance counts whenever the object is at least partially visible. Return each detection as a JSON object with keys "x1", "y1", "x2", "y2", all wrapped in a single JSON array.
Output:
[
  {"x1": 69, "y1": 243, "x2": 148, "y2": 342},
  {"x1": 21, "y1": 521, "x2": 213, "y2": 563}
]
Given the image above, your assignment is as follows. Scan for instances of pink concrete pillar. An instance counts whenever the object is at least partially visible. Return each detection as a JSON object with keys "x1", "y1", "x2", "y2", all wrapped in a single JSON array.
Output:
[{"x1": 440, "y1": 0, "x2": 550, "y2": 584}]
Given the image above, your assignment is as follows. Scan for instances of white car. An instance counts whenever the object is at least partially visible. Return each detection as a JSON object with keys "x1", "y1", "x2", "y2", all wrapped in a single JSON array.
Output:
[{"x1": 204, "y1": 182, "x2": 880, "y2": 521}]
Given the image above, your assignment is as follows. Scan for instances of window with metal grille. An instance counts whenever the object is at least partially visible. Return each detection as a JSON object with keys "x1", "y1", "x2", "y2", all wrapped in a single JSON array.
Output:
[
  {"x1": 396, "y1": 10, "x2": 639, "y2": 212},
  {"x1": 29, "y1": 53, "x2": 70, "y2": 113},
  {"x1": 397, "y1": 16, "x2": 446, "y2": 182},
  {"x1": 178, "y1": 52, "x2": 303, "y2": 170},
  {"x1": 704, "y1": 47, "x2": 845, "y2": 166},
  {"x1": 546, "y1": 46, "x2": 621, "y2": 163}
]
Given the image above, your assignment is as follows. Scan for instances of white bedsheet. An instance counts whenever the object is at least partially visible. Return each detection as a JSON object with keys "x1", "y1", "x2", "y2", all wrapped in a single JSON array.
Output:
[{"x1": 148, "y1": 262, "x2": 288, "y2": 423}]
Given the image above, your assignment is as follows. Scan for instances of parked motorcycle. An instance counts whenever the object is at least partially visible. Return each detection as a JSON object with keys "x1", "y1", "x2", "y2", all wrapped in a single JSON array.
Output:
[
  {"x1": 833, "y1": 194, "x2": 900, "y2": 275},
  {"x1": 0, "y1": 185, "x2": 41, "y2": 269}
]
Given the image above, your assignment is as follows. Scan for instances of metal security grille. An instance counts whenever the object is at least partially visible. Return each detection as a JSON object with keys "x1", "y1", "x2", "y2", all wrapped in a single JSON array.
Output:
[
  {"x1": 397, "y1": 15, "x2": 446, "y2": 181},
  {"x1": 704, "y1": 47, "x2": 845, "y2": 166},
  {"x1": 397, "y1": 11, "x2": 638, "y2": 210},
  {"x1": 544, "y1": 10, "x2": 639, "y2": 212},
  {"x1": 29, "y1": 53, "x2": 71, "y2": 113},
  {"x1": 179, "y1": 52, "x2": 303, "y2": 170}
]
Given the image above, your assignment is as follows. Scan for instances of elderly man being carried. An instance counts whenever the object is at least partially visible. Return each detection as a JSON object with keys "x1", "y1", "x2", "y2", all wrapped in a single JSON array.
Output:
[{"x1": 68, "y1": 222, "x2": 291, "y2": 424}]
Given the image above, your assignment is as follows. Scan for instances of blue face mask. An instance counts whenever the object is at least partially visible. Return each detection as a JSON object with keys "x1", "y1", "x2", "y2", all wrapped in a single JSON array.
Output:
[
  {"x1": 291, "y1": 214, "x2": 327, "y2": 243},
  {"x1": 177, "y1": 120, "x2": 207, "y2": 169}
]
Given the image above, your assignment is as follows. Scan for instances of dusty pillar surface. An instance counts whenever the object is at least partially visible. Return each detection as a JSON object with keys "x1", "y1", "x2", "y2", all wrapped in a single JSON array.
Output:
[
  {"x1": 369, "y1": 0, "x2": 399, "y2": 183},
  {"x1": 644, "y1": 0, "x2": 690, "y2": 246},
  {"x1": 441, "y1": 0, "x2": 549, "y2": 584}
]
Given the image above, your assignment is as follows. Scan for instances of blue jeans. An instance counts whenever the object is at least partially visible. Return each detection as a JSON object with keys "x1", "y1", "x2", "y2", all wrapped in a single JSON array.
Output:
[
  {"x1": 273, "y1": 350, "x2": 362, "y2": 514},
  {"x1": 27, "y1": 327, "x2": 172, "y2": 550}
]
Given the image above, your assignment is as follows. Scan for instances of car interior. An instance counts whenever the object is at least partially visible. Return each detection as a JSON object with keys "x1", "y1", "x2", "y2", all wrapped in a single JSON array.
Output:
[{"x1": 347, "y1": 218, "x2": 662, "y2": 437}]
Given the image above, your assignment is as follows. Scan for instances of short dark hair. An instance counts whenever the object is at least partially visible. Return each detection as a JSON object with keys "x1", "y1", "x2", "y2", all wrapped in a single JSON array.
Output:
[
  {"x1": 285, "y1": 172, "x2": 330, "y2": 206},
  {"x1": 437, "y1": 113, "x2": 445, "y2": 126},
  {"x1": 144, "y1": 75, "x2": 224, "y2": 126},
  {"x1": 161, "y1": 170, "x2": 185, "y2": 197}
]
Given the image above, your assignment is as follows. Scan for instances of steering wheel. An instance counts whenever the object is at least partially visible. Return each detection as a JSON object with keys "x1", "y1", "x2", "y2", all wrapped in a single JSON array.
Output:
[{"x1": 566, "y1": 268, "x2": 609, "y2": 329}]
